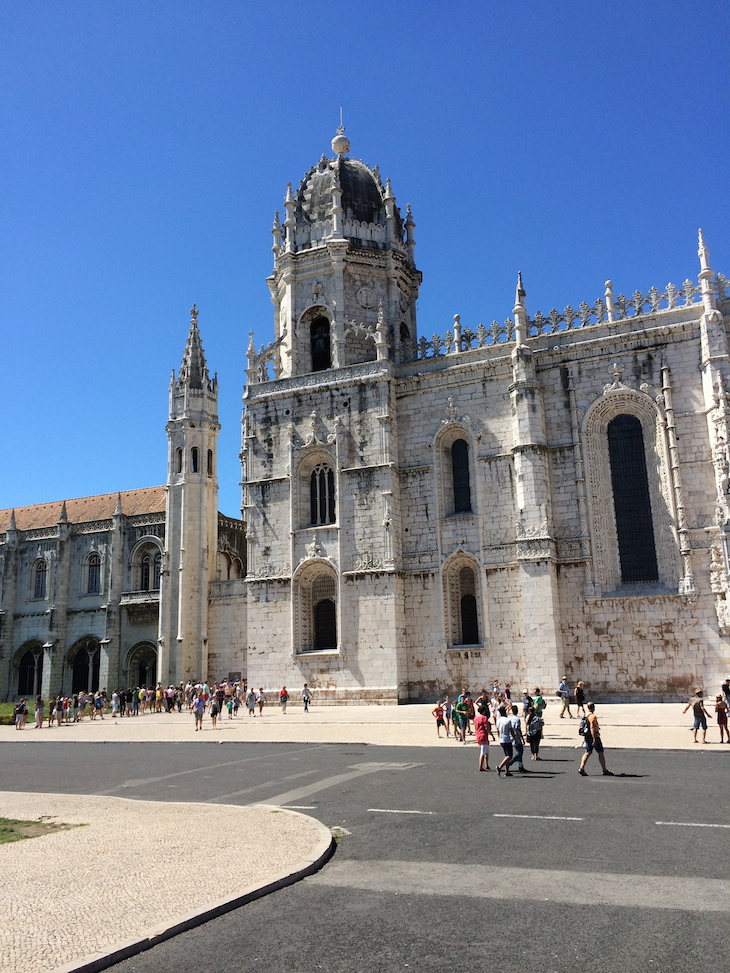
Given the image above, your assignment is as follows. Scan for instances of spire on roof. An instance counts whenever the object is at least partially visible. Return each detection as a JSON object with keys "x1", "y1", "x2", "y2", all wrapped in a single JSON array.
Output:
[
  {"x1": 59, "y1": 500, "x2": 68, "y2": 523},
  {"x1": 114, "y1": 492, "x2": 123, "y2": 516},
  {"x1": 178, "y1": 304, "x2": 210, "y2": 390},
  {"x1": 8, "y1": 509, "x2": 16, "y2": 531}
]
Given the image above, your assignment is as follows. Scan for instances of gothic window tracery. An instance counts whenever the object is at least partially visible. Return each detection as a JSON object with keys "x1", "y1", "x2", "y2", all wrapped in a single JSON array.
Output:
[
  {"x1": 16, "y1": 642, "x2": 43, "y2": 697},
  {"x1": 294, "y1": 562, "x2": 338, "y2": 653},
  {"x1": 132, "y1": 540, "x2": 163, "y2": 592},
  {"x1": 70, "y1": 637, "x2": 101, "y2": 693},
  {"x1": 310, "y1": 464, "x2": 336, "y2": 526}
]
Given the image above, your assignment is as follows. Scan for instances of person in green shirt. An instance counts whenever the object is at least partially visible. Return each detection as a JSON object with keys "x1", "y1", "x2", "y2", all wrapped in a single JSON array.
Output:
[{"x1": 453, "y1": 697, "x2": 469, "y2": 743}]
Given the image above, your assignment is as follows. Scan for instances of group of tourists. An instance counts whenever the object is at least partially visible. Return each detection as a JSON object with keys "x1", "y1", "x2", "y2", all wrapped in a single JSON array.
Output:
[{"x1": 431, "y1": 676, "x2": 730, "y2": 776}]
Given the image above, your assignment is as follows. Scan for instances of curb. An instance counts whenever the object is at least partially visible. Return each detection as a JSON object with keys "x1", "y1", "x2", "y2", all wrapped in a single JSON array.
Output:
[{"x1": 48, "y1": 809, "x2": 335, "y2": 973}]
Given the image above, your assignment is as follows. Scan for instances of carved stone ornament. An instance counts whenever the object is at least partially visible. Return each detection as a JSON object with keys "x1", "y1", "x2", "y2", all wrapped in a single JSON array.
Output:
[
  {"x1": 356, "y1": 286, "x2": 376, "y2": 309},
  {"x1": 311, "y1": 280, "x2": 325, "y2": 302},
  {"x1": 306, "y1": 534, "x2": 324, "y2": 559},
  {"x1": 603, "y1": 361, "x2": 631, "y2": 395},
  {"x1": 440, "y1": 395, "x2": 483, "y2": 440},
  {"x1": 352, "y1": 552, "x2": 383, "y2": 572}
]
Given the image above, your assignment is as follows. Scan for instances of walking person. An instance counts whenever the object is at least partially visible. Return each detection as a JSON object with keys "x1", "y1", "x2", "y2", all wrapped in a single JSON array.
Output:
[
  {"x1": 192, "y1": 692, "x2": 206, "y2": 731},
  {"x1": 256, "y1": 687, "x2": 266, "y2": 716},
  {"x1": 432, "y1": 700, "x2": 446, "y2": 738},
  {"x1": 525, "y1": 704, "x2": 544, "y2": 760},
  {"x1": 246, "y1": 687, "x2": 256, "y2": 717},
  {"x1": 302, "y1": 683, "x2": 312, "y2": 713},
  {"x1": 557, "y1": 676, "x2": 573, "y2": 718},
  {"x1": 34, "y1": 695, "x2": 44, "y2": 729},
  {"x1": 578, "y1": 702, "x2": 614, "y2": 776},
  {"x1": 279, "y1": 686, "x2": 289, "y2": 714},
  {"x1": 210, "y1": 697, "x2": 220, "y2": 728},
  {"x1": 443, "y1": 695, "x2": 452, "y2": 737},
  {"x1": 507, "y1": 704, "x2": 528, "y2": 773},
  {"x1": 715, "y1": 695, "x2": 729, "y2": 743},
  {"x1": 575, "y1": 681, "x2": 586, "y2": 717},
  {"x1": 474, "y1": 704, "x2": 495, "y2": 770},
  {"x1": 533, "y1": 687, "x2": 546, "y2": 718},
  {"x1": 453, "y1": 694, "x2": 469, "y2": 743},
  {"x1": 683, "y1": 689, "x2": 711, "y2": 744},
  {"x1": 496, "y1": 705, "x2": 515, "y2": 777}
]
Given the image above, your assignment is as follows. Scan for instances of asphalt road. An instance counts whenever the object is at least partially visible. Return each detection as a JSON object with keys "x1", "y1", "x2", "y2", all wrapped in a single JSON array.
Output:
[{"x1": 3, "y1": 742, "x2": 728, "y2": 972}]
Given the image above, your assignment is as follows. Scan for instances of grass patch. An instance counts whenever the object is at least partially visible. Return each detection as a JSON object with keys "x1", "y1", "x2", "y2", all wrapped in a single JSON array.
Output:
[{"x1": 0, "y1": 816, "x2": 82, "y2": 844}]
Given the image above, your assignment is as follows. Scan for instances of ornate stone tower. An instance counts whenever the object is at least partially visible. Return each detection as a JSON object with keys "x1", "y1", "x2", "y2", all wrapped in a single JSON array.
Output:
[
  {"x1": 159, "y1": 306, "x2": 220, "y2": 685},
  {"x1": 264, "y1": 127, "x2": 422, "y2": 379}
]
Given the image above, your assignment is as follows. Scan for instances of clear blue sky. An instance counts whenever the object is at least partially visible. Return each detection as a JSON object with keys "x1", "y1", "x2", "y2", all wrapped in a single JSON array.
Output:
[{"x1": 4, "y1": 1, "x2": 729, "y2": 518}]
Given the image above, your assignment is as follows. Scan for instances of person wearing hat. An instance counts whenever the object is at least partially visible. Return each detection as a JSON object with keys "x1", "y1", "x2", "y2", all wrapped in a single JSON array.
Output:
[
  {"x1": 557, "y1": 676, "x2": 573, "y2": 718},
  {"x1": 682, "y1": 689, "x2": 711, "y2": 744}
]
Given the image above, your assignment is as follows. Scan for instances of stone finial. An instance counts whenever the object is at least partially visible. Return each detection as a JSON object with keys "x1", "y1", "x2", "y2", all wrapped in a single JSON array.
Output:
[
  {"x1": 513, "y1": 272, "x2": 528, "y2": 347},
  {"x1": 272, "y1": 210, "x2": 282, "y2": 251},
  {"x1": 384, "y1": 178, "x2": 395, "y2": 201},
  {"x1": 114, "y1": 493, "x2": 123, "y2": 516},
  {"x1": 698, "y1": 228, "x2": 712, "y2": 272},
  {"x1": 331, "y1": 121, "x2": 350, "y2": 157},
  {"x1": 8, "y1": 509, "x2": 16, "y2": 530},
  {"x1": 515, "y1": 271, "x2": 526, "y2": 307},
  {"x1": 190, "y1": 303, "x2": 199, "y2": 323},
  {"x1": 58, "y1": 500, "x2": 68, "y2": 524},
  {"x1": 285, "y1": 182, "x2": 294, "y2": 203},
  {"x1": 605, "y1": 281, "x2": 616, "y2": 322}
]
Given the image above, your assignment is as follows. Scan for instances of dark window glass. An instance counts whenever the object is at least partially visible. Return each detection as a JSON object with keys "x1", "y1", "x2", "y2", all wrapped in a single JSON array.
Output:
[
  {"x1": 140, "y1": 554, "x2": 151, "y2": 591},
  {"x1": 34, "y1": 561, "x2": 47, "y2": 599},
  {"x1": 314, "y1": 599, "x2": 337, "y2": 649},
  {"x1": 311, "y1": 317, "x2": 331, "y2": 371},
  {"x1": 175, "y1": 448, "x2": 183, "y2": 474},
  {"x1": 608, "y1": 414, "x2": 659, "y2": 583},
  {"x1": 452, "y1": 439, "x2": 472, "y2": 513},
  {"x1": 191, "y1": 447, "x2": 199, "y2": 473},
  {"x1": 310, "y1": 465, "x2": 335, "y2": 525},
  {"x1": 153, "y1": 553, "x2": 162, "y2": 590},
  {"x1": 18, "y1": 648, "x2": 42, "y2": 696},
  {"x1": 207, "y1": 449, "x2": 213, "y2": 476},
  {"x1": 460, "y1": 594, "x2": 479, "y2": 645},
  {"x1": 88, "y1": 554, "x2": 101, "y2": 594}
]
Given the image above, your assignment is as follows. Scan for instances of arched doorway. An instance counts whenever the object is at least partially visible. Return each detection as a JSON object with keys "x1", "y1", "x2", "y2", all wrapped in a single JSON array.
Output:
[
  {"x1": 70, "y1": 638, "x2": 101, "y2": 693},
  {"x1": 16, "y1": 643, "x2": 43, "y2": 697},
  {"x1": 126, "y1": 642, "x2": 157, "y2": 689}
]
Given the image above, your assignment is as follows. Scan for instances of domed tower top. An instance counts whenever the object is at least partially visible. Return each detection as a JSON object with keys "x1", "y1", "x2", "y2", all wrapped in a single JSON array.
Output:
[
  {"x1": 279, "y1": 129, "x2": 408, "y2": 256},
  {"x1": 267, "y1": 132, "x2": 421, "y2": 378}
]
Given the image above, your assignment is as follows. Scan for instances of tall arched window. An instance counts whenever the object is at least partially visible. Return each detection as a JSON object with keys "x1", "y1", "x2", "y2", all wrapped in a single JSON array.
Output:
[
  {"x1": 191, "y1": 447, "x2": 199, "y2": 473},
  {"x1": 311, "y1": 317, "x2": 331, "y2": 371},
  {"x1": 175, "y1": 448, "x2": 183, "y2": 474},
  {"x1": 310, "y1": 464, "x2": 336, "y2": 525},
  {"x1": 312, "y1": 575, "x2": 337, "y2": 650},
  {"x1": 87, "y1": 553, "x2": 101, "y2": 594},
  {"x1": 608, "y1": 414, "x2": 659, "y2": 583},
  {"x1": 33, "y1": 560, "x2": 47, "y2": 599},
  {"x1": 452, "y1": 439, "x2": 472, "y2": 513},
  {"x1": 140, "y1": 553, "x2": 151, "y2": 591},
  {"x1": 207, "y1": 449, "x2": 213, "y2": 476},
  {"x1": 459, "y1": 567, "x2": 479, "y2": 644},
  {"x1": 153, "y1": 553, "x2": 162, "y2": 590}
]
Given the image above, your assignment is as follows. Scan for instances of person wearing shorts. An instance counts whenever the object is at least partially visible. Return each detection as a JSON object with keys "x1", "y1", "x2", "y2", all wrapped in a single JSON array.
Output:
[
  {"x1": 432, "y1": 701, "x2": 446, "y2": 738},
  {"x1": 474, "y1": 704, "x2": 494, "y2": 771},
  {"x1": 496, "y1": 705, "x2": 514, "y2": 777},
  {"x1": 682, "y1": 690, "x2": 710, "y2": 744},
  {"x1": 578, "y1": 702, "x2": 613, "y2": 776}
]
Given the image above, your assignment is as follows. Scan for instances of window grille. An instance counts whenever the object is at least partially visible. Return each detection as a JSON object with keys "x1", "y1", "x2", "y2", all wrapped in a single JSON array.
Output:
[
  {"x1": 607, "y1": 414, "x2": 659, "y2": 583},
  {"x1": 87, "y1": 554, "x2": 101, "y2": 594},
  {"x1": 310, "y1": 464, "x2": 336, "y2": 525},
  {"x1": 34, "y1": 561, "x2": 47, "y2": 599},
  {"x1": 312, "y1": 575, "x2": 336, "y2": 650}
]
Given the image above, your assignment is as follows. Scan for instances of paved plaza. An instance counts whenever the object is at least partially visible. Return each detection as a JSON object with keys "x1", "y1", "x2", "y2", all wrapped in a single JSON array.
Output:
[{"x1": 1, "y1": 701, "x2": 727, "y2": 973}]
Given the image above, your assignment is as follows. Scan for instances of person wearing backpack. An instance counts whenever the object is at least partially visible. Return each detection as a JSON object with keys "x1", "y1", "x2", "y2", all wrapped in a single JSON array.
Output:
[
  {"x1": 578, "y1": 702, "x2": 614, "y2": 776},
  {"x1": 525, "y1": 705, "x2": 544, "y2": 760}
]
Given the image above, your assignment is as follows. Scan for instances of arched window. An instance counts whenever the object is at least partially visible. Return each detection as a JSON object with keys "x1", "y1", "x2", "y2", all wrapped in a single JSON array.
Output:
[
  {"x1": 459, "y1": 567, "x2": 479, "y2": 644},
  {"x1": 87, "y1": 553, "x2": 101, "y2": 594},
  {"x1": 191, "y1": 447, "x2": 199, "y2": 473},
  {"x1": 310, "y1": 464, "x2": 336, "y2": 525},
  {"x1": 311, "y1": 317, "x2": 331, "y2": 371},
  {"x1": 140, "y1": 553, "x2": 152, "y2": 591},
  {"x1": 312, "y1": 575, "x2": 337, "y2": 650},
  {"x1": 17, "y1": 645, "x2": 43, "y2": 697},
  {"x1": 452, "y1": 439, "x2": 472, "y2": 513},
  {"x1": 153, "y1": 553, "x2": 162, "y2": 590},
  {"x1": 175, "y1": 448, "x2": 183, "y2": 474},
  {"x1": 294, "y1": 564, "x2": 338, "y2": 653},
  {"x1": 33, "y1": 560, "x2": 47, "y2": 600},
  {"x1": 607, "y1": 414, "x2": 659, "y2": 583},
  {"x1": 207, "y1": 449, "x2": 213, "y2": 476}
]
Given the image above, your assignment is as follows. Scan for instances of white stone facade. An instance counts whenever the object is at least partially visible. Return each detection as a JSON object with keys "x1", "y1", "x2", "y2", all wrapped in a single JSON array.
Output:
[{"x1": 2, "y1": 133, "x2": 729, "y2": 702}]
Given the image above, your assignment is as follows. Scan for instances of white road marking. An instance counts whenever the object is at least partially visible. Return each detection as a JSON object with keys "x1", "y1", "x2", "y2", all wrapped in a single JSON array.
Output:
[
  {"x1": 656, "y1": 821, "x2": 730, "y2": 829},
  {"x1": 368, "y1": 808, "x2": 436, "y2": 815},
  {"x1": 309, "y1": 860, "x2": 730, "y2": 912},
  {"x1": 494, "y1": 813, "x2": 583, "y2": 821},
  {"x1": 281, "y1": 805, "x2": 317, "y2": 810},
  {"x1": 207, "y1": 769, "x2": 319, "y2": 803},
  {"x1": 260, "y1": 762, "x2": 423, "y2": 807}
]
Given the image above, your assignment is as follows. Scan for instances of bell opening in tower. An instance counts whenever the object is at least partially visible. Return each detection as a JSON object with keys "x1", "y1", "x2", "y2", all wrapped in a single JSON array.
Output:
[{"x1": 310, "y1": 317, "x2": 331, "y2": 371}]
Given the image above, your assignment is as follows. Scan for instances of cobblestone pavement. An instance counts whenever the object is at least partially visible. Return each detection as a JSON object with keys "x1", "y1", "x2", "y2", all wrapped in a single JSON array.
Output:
[
  {"x1": 0, "y1": 792, "x2": 331, "y2": 973},
  {"x1": 1, "y1": 701, "x2": 726, "y2": 750}
]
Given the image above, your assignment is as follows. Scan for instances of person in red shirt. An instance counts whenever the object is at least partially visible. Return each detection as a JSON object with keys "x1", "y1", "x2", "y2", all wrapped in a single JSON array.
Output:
[
  {"x1": 431, "y1": 701, "x2": 445, "y2": 738},
  {"x1": 474, "y1": 704, "x2": 495, "y2": 771}
]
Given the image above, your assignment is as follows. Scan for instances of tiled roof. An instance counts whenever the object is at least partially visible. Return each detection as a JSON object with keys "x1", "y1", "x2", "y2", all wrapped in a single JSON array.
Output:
[{"x1": 0, "y1": 486, "x2": 167, "y2": 532}]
